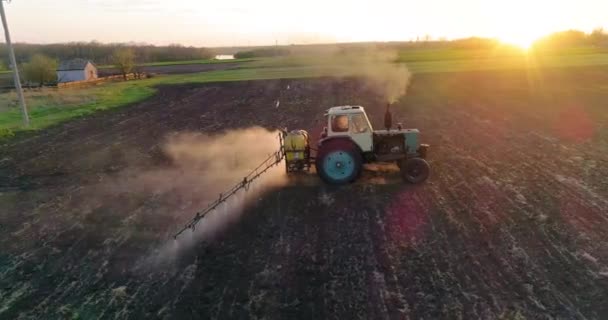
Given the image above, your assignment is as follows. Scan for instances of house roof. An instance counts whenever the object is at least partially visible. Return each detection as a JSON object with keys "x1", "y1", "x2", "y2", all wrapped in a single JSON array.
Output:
[{"x1": 57, "y1": 59, "x2": 95, "y2": 71}]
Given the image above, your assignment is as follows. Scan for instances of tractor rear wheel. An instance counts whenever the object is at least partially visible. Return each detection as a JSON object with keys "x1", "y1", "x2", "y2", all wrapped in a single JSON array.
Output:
[
  {"x1": 316, "y1": 140, "x2": 362, "y2": 185},
  {"x1": 399, "y1": 158, "x2": 430, "y2": 184}
]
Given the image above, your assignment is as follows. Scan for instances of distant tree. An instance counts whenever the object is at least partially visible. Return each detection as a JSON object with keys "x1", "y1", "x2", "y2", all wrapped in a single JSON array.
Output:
[
  {"x1": 112, "y1": 48, "x2": 136, "y2": 80},
  {"x1": 589, "y1": 28, "x2": 608, "y2": 46},
  {"x1": 132, "y1": 64, "x2": 144, "y2": 80},
  {"x1": 22, "y1": 54, "x2": 58, "y2": 86},
  {"x1": 534, "y1": 30, "x2": 587, "y2": 50},
  {"x1": 234, "y1": 51, "x2": 255, "y2": 59},
  {"x1": 234, "y1": 48, "x2": 290, "y2": 59}
]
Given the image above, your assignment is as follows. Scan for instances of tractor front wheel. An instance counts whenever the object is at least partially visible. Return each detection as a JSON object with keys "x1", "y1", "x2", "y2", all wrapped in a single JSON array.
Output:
[
  {"x1": 316, "y1": 140, "x2": 362, "y2": 185},
  {"x1": 399, "y1": 158, "x2": 430, "y2": 184}
]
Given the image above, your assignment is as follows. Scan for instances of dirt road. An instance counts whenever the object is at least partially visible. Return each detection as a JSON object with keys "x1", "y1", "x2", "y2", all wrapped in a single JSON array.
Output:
[{"x1": 1, "y1": 69, "x2": 608, "y2": 319}]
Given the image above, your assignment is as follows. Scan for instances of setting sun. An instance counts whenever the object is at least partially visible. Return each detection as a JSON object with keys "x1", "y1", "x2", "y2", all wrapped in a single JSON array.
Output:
[
  {"x1": 479, "y1": 0, "x2": 569, "y2": 50},
  {"x1": 498, "y1": 34, "x2": 539, "y2": 50}
]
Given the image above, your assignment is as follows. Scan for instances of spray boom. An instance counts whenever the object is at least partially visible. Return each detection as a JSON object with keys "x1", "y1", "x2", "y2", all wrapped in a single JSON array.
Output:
[{"x1": 173, "y1": 133, "x2": 285, "y2": 239}]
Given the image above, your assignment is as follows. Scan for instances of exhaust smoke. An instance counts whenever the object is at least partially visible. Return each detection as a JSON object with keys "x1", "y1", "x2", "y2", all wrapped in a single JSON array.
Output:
[{"x1": 338, "y1": 49, "x2": 412, "y2": 104}]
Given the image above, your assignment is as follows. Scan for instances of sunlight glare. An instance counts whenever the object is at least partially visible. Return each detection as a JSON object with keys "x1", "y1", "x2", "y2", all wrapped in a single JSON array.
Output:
[{"x1": 499, "y1": 34, "x2": 538, "y2": 50}]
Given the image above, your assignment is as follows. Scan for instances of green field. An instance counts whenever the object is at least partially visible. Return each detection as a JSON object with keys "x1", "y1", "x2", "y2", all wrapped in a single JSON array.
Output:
[
  {"x1": 0, "y1": 83, "x2": 155, "y2": 134},
  {"x1": 395, "y1": 46, "x2": 608, "y2": 62},
  {"x1": 2, "y1": 48, "x2": 608, "y2": 138},
  {"x1": 97, "y1": 58, "x2": 255, "y2": 69}
]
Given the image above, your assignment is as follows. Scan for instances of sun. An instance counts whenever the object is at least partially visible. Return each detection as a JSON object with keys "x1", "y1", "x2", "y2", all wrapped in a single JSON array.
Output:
[
  {"x1": 481, "y1": 0, "x2": 556, "y2": 51},
  {"x1": 499, "y1": 34, "x2": 537, "y2": 50}
]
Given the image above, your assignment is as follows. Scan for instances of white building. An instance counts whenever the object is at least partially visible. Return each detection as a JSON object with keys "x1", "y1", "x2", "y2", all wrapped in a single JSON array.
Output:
[
  {"x1": 57, "y1": 59, "x2": 98, "y2": 83},
  {"x1": 214, "y1": 54, "x2": 234, "y2": 60}
]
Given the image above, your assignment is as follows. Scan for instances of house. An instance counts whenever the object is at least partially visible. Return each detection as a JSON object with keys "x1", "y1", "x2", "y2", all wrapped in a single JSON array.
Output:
[
  {"x1": 56, "y1": 59, "x2": 98, "y2": 83},
  {"x1": 214, "y1": 54, "x2": 235, "y2": 60}
]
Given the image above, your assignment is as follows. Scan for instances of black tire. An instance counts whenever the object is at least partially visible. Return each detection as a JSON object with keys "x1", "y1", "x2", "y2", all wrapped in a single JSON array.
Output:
[
  {"x1": 400, "y1": 158, "x2": 430, "y2": 184},
  {"x1": 315, "y1": 139, "x2": 363, "y2": 185}
]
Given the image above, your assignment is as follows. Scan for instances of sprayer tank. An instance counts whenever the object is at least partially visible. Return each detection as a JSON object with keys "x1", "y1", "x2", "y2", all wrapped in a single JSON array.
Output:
[{"x1": 283, "y1": 130, "x2": 311, "y2": 172}]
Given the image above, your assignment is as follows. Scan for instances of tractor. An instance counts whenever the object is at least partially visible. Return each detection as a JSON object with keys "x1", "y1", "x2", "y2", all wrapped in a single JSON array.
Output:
[{"x1": 283, "y1": 105, "x2": 430, "y2": 185}]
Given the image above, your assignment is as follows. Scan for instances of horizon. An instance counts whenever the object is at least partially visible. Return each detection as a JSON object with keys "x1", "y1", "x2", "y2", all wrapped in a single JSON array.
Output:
[{"x1": 1, "y1": 0, "x2": 607, "y2": 49}]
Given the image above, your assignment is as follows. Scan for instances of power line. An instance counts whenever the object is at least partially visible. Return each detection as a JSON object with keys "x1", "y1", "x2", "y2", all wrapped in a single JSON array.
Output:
[{"x1": 1, "y1": 0, "x2": 29, "y2": 127}]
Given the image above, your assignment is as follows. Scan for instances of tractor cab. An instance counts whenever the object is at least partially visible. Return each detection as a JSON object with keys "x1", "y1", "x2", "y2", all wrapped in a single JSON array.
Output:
[
  {"x1": 323, "y1": 106, "x2": 374, "y2": 153},
  {"x1": 321, "y1": 106, "x2": 427, "y2": 158}
]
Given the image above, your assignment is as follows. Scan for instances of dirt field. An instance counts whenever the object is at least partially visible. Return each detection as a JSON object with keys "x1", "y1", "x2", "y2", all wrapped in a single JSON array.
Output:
[{"x1": 1, "y1": 68, "x2": 608, "y2": 319}]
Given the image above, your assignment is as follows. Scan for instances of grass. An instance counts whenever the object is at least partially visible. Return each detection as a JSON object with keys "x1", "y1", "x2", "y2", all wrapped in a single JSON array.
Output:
[
  {"x1": 2, "y1": 48, "x2": 608, "y2": 135},
  {"x1": 406, "y1": 53, "x2": 608, "y2": 73},
  {"x1": 394, "y1": 46, "x2": 608, "y2": 63},
  {"x1": 238, "y1": 51, "x2": 608, "y2": 74},
  {"x1": 0, "y1": 83, "x2": 155, "y2": 132}
]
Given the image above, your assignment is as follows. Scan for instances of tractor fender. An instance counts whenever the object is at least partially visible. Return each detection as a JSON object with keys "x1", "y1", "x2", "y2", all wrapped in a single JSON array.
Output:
[{"x1": 317, "y1": 136, "x2": 363, "y2": 155}]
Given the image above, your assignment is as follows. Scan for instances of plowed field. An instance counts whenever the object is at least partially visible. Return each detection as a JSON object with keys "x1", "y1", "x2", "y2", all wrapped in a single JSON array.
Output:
[{"x1": 1, "y1": 67, "x2": 608, "y2": 319}]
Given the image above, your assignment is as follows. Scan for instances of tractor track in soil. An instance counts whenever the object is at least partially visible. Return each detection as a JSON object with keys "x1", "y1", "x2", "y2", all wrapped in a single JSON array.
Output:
[{"x1": 1, "y1": 69, "x2": 608, "y2": 319}]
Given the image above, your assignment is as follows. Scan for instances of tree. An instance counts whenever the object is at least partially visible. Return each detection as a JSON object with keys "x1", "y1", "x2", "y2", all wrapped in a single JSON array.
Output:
[
  {"x1": 234, "y1": 48, "x2": 290, "y2": 59},
  {"x1": 589, "y1": 28, "x2": 608, "y2": 46},
  {"x1": 535, "y1": 30, "x2": 587, "y2": 49},
  {"x1": 112, "y1": 48, "x2": 135, "y2": 80},
  {"x1": 22, "y1": 54, "x2": 57, "y2": 86}
]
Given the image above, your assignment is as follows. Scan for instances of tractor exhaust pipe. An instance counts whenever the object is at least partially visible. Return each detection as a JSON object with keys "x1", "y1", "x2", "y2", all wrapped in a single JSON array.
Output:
[{"x1": 384, "y1": 102, "x2": 392, "y2": 131}]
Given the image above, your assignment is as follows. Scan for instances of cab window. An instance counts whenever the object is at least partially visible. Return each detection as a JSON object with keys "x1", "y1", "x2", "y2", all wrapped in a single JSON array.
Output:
[
  {"x1": 331, "y1": 115, "x2": 349, "y2": 132},
  {"x1": 351, "y1": 114, "x2": 370, "y2": 133}
]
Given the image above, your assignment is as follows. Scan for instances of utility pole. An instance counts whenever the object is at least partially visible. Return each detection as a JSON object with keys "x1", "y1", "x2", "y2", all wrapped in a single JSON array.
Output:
[{"x1": 0, "y1": 0, "x2": 29, "y2": 126}]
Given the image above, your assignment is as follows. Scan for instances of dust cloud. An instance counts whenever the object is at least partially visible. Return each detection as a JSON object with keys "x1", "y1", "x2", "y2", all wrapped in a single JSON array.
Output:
[
  {"x1": 167, "y1": 129, "x2": 287, "y2": 241},
  {"x1": 96, "y1": 127, "x2": 288, "y2": 264}
]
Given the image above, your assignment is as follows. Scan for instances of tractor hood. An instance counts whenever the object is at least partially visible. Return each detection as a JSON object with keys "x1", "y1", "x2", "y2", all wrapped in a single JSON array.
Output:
[{"x1": 374, "y1": 129, "x2": 420, "y2": 154}]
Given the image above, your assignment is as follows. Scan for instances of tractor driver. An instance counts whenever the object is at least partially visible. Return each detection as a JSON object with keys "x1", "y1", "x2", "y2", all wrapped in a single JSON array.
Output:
[{"x1": 331, "y1": 115, "x2": 349, "y2": 132}]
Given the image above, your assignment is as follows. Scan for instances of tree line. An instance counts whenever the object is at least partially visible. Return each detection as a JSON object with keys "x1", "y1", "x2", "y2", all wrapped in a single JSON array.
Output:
[
  {"x1": 533, "y1": 28, "x2": 608, "y2": 49},
  {"x1": 15, "y1": 48, "x2": 141, "y2": 86},
  {"x1": 0, "y1": 42, "x2": 212, "y2": 66},
  {"x1": 0, "y1": 42, "x2": 212, "y2": 86},
  {"x1": 234, "y1": 48, "x2": 290, "y2": 59}
]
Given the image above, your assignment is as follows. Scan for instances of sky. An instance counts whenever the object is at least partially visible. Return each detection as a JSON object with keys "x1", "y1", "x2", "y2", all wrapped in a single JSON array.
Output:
[{"x1": 1, "y1": 0, "x2": 606, "y2": 47}]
